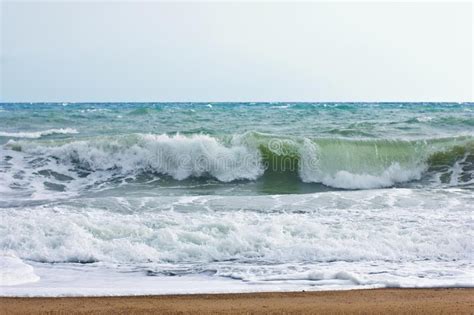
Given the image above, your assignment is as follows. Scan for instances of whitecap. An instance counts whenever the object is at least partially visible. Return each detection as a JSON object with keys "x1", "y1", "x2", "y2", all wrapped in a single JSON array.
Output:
[{"x1": 0, "y1": 128, "x2": 78, "y2": 139}]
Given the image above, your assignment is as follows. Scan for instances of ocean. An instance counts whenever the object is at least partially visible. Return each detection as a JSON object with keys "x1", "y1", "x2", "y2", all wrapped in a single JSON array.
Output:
[{"x1": 0, "y1": 102, "x2": 473, "y2": 296}]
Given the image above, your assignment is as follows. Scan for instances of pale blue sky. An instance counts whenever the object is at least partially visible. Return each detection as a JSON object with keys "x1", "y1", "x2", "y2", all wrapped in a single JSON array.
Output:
[{"x1": 1, "y1": 1, "x2": 472, "y2": 102}]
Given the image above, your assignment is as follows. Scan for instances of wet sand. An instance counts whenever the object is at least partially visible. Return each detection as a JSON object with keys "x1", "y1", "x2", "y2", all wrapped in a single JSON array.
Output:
[{"x1": 1, "y1": 288, "x2": 473, "y2": 314}]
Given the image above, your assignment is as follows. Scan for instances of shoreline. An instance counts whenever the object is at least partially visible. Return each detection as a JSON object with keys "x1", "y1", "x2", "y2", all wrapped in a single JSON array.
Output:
[{"x1": 1, "y1": 288, "x2": 473, "y2": 314}]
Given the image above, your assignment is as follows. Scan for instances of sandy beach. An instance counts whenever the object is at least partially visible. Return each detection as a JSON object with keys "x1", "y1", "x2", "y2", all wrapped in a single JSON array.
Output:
[{"x1": 1, "y1": 288, "x2": 473, "y2": 314}]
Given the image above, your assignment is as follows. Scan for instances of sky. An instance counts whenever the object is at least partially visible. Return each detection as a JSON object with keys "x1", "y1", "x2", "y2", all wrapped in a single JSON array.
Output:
[{"x1": 1, "y1": 1, "x2": 472, "y2": 102}]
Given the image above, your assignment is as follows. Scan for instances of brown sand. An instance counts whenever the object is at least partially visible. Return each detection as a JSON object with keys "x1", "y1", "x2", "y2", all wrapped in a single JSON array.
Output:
[{"x1": 1, "y1": 288, "x2": 473, "y2": 315}]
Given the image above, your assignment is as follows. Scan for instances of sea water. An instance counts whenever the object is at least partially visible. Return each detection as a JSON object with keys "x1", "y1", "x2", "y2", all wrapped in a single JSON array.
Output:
[{"x1": 0, "y1": 103, "x2": 473, "y2": 296}]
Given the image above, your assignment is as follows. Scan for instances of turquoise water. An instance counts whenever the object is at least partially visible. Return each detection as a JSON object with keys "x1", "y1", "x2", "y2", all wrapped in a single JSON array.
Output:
[
  {"x1": 0, "y1": 103, "x2": 473, "y2": 199},
  {"x1": 1, "y1": 103, "x2": 472, "y2": 140},
  {"x1": 1, "y1": 103, "x2": 473, "y2": 294}
]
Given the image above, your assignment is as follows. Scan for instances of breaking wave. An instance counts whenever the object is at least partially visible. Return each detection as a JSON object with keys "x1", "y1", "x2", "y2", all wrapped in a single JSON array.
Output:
[
  {"x1": 2, "y1": 189, "x2": 472, "y2": 265},
  {"x1": 2, "y1": 132, "x2": 473, "y2": 194},
  {"x1": 0, "y1": 128, "x2": 78, "y2": 139}
]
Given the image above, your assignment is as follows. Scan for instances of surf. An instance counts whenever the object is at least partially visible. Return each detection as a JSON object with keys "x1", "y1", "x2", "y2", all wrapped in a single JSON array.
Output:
[
  {"x1": 2, "y1": 133, "x2": 472, "y2": 198},
  {"x1": 0, "y1": 128, "x2": 78, "y2": 139}
]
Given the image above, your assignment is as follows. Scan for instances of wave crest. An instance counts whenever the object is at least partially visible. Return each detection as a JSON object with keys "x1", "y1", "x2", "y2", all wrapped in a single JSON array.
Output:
[
  {"x1": 0, "y1": 128, "x2": 78, "y2": 139},
  {"x1": 3, "y1": 133, "x2": 473, "y2": 192},
  {"x1": 11, "y1": 133, "x2": 264, "y2": 182}
]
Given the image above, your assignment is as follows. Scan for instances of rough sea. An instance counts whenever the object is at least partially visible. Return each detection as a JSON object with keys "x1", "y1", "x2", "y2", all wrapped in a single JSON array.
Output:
[{"x1": 0, "y1": 103, "x2": 473, "y2": 296}]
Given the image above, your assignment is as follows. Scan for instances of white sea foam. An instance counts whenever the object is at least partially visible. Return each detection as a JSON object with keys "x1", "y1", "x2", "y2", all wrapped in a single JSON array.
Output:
[
  {"x1": 1, "y1": 189, "x2": 472, "y2": 265},
  {"x1": 0, "y1": 128, "x2": 78, "y2": 139},
  {"x1": 2, "y1": 259, "x2": 472, "y2": 297},
  {"x1": 416, "y1": 116, "x2": 433, "y2": 122},
  {"x1": 0, "y1": 185, "x2": 472, "y2": 295},
  {"x1": 13, "y1": 133, "x2": 264, "y2": 183},
  {"x1": 0, "y1": 255, "x2": 39, "y2": 286},
  {"x1": 319, "y1": 163, "x2": 424, "y2": 189}
]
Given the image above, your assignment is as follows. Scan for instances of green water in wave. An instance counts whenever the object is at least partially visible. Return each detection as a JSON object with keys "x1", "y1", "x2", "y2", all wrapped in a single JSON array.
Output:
[{"x1": 0, "y1": 103, "x2": 473, "y2": 198}]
